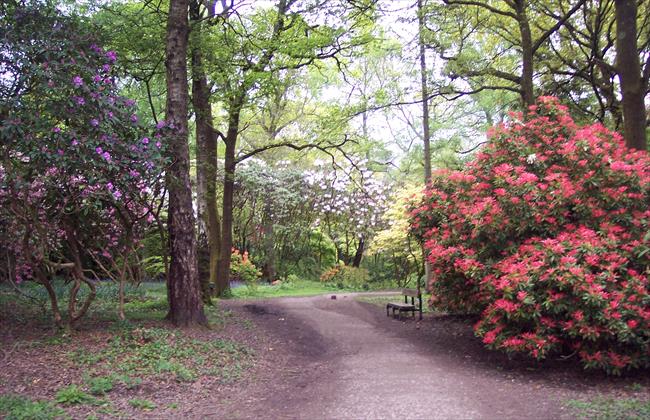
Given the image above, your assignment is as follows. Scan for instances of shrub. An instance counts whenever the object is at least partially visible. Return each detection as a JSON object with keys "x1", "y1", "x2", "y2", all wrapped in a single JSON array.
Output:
[
  {"x1": 230, "y1": 249, "x2": 262, "y2": 288},
  {"x1": 410, "y1": 97, "x2": 650, "y2": 373},
  {"x1": 320, "y1": 264, "x2": 369, "y2": 289}
]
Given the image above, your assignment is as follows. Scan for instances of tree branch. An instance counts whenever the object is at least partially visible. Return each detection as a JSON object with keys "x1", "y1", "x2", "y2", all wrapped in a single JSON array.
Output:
[
  {"x1": 532, "y1": 0, "x2": 587, "y2": 54},
  {"x1": 235, "y1": 135, "x2": 351, "y2": 164},
  {"x1": 443, "y1": 0, "x2": 518, "y2": 20}
]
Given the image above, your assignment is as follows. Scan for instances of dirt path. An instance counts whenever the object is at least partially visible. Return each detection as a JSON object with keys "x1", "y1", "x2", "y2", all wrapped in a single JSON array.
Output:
[{"x1": 211, "y1": 293, "x2": 587, "y2": 419}]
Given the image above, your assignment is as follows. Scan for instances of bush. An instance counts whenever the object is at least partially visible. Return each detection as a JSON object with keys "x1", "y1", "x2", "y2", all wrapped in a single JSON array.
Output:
[
  {"x1": 410, "y1": 97, "x2": 650, "y2": 373},
  {"x1": 320, "y1": 264, "x2": 369, "y2": 289},
  {"x1": 230, "y1": 249, "x2": 262, "y2": 288}
]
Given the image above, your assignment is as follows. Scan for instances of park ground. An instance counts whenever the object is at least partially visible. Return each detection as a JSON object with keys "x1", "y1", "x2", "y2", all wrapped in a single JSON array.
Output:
[{"x1": 1, "y1": 282, "x2": 650, "y2": 419}]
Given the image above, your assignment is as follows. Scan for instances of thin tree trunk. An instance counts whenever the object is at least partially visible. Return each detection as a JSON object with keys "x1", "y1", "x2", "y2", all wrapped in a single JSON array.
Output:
[
  {"x1": 352, "y1": 236, "x2": 365, "y2": 268},
  {"x1": 615, "y1": 0, "x2": 647, "y2": 150},
  {"x1": 164, "y1": 0, "x2": 207, "y2": 326},
  {"x1": 64, "y1": 224, "x2": 96, "y2": 328},
  {"x1": 216, "y1": 135, "x2": 236, "y2": 296},
  {"x1": 418, "y1": 0, "x2": 433, "y2": 292},
  {"x1": 418, "y1": 0, "x2": 432, "y2": 184},
  {"x1": 190, "y1": 1, "x2": 220, "y2": 303},
  {"x1": 38, "y1": 271, "x2": 63, "y2": 328},
  {"x1": 215, "y1": 95, "x2": 243, "y2": 296},
  {"x1": 262, "y1": 201, "x2": 276, "y2": 282},
  {"x1": 515, "y1": 0, "x2": 535, "y2": 108}
]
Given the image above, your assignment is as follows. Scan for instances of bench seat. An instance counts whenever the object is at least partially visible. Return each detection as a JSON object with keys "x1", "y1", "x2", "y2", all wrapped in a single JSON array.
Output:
[{"x1": 386, "y1": 288, "x2": 422, "y2": 320}]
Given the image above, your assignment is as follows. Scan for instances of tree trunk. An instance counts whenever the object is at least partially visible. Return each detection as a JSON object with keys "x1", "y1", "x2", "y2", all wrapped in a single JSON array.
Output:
[
  {"x1": 164, "y1": 0, "x2": 207, "y2": 326},
  {"x1": 262, "y1": 201, "x2": 276, "y2": 282},
  {"x1": 515, "y1": 0, "x2": 535, "y2": 108},
  {"x1": 352, "y1": 236, "x2": 365, "y2": 268},
  {"x1": 190, "y1": 1, "x2": 220, "y2": 303},
  {"x1": 215, "y1": 95, "x2": 243, "y2": 296},
  {"x1": 418, "y1": 0, "x2": 432, "y2": 184},
  {"x1": 64, "y1": 224, "x2": 96, "y2": 328},
  {"x1": 418, "y1": 0, "x2": 433, "y2": 292},
  {"x1": 216, "y1": 135, "x2": 236, "y2": 296},
  {"x1": 615, "y1": 0, "x2": 647, "y2": 150}
]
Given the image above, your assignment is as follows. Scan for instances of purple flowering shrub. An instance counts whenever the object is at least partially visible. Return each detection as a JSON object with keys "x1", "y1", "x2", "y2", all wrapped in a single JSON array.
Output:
[{"x1": 0, "y1": 4, "x2": 167, "y2": 326}]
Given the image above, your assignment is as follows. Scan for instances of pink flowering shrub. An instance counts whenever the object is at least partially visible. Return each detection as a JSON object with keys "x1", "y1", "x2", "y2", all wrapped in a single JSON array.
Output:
[{"x1": 410, "y1": 97, "x2": 650, "y2": 373}]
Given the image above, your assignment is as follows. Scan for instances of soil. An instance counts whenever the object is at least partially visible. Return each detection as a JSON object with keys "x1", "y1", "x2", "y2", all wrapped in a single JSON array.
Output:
[{"x1": 2, "y1": 292, "x2": 649, "y2": 419}]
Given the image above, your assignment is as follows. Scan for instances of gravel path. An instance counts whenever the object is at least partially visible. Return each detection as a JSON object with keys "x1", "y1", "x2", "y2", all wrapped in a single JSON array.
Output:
[{"x1": 221, "y1": 293, "x2": 573, "y2": 419}]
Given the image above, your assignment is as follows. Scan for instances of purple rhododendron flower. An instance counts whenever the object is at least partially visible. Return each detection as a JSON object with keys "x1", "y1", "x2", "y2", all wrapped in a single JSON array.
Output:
[
  {"x1": 71, "y1": 139, "x2": 79, "y2": 146},
  {"x1": 102, "y1": 64, "x2": 111, "y2": 73},
  {"x1": 73, "y1": 76, "x2": 83, "y2": 87},
  {"x1": 74, "y1": 96, "x2": 85, "y2": 106},
  {"x1": 90, "y1": 119, "x2": 99, "y2": 127},
  {"x1": 155, "y1": 141, "x2": 161, "y2": 148},
  {"x1": 52, "y1": 127, "x2": 61, "y2": 133},
  {"x1": 93, "y1": 74, "x2": 102, "y2": 83},
  {"x1": 130, "y1": 114, "x2": 138, "y2": 123},
  {"x1": 105, "y1": 50, "x2": 117, "y2": 62},
  {"x1": 141, "y1": 137, "x2": 149, "y2": 145},
  {"x1": 102, "y1": 152, "x2": 111, "y2": 161},
  {"x1": 95, "y1": 147, "x2": 103, "y2": 154}
]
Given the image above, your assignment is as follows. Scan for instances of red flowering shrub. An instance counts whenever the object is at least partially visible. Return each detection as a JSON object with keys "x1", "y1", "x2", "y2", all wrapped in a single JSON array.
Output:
[{"x1": 410, "y1": 97, "x2": 650, "y2": 373}]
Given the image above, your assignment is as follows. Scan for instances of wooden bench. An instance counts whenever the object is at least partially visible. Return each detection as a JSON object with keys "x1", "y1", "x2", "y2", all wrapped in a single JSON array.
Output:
[{"x1": 386, "y1": 288, "x2": 423, "y2": 320}]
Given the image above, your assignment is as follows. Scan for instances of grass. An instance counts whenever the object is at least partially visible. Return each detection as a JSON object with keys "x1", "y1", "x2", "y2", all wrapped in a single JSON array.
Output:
[
  {"x1": 0, "y1": 395, "x2": 66, "y2": 420},
  {"x1": 229, "y1": 279, "x2": 337, "y2": 299},
  {"x1": 567, "y1": 397, "x2": 650, "y2": 419},
  {"x1": 228, "y1": 277, "x2": 402, "y2": 299}
]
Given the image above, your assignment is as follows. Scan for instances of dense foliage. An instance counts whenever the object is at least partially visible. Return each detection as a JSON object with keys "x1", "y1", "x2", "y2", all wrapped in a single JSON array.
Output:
[
  {"x1": 410, "y1": 97, "x2": 650, "y2": 373},
  {"x1": 232, "y1": 159, "x2": 389, "y2": 282}
]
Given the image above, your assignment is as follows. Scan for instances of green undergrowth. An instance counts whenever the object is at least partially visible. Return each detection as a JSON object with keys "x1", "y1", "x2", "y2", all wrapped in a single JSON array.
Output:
[
  {"x1": 68, "y1": 326, "x2": 253, "y2": 384},
  {"x1": 0, "y1": 395, "x2": 67, "y2": 420},
  {"x1": 0, "y1": 281, "x2": 169, "y2": 326},
  {"x1": 567, "y1": 396, "x2": 650, "y2": 419}
]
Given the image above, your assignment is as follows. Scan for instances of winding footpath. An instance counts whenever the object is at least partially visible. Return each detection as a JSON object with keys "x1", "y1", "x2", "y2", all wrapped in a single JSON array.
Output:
[{"x1": 220, "y1": 293, "x2": 576, "y2": 419}]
